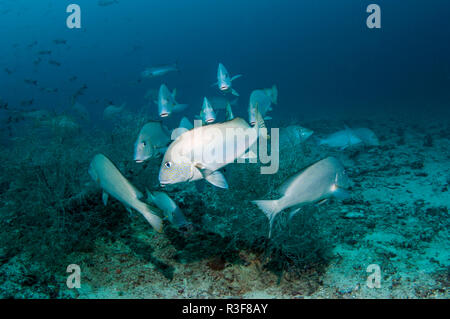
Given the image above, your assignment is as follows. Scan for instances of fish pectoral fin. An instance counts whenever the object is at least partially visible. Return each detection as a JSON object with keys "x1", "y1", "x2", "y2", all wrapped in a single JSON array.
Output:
[
  {"x1": 231, "y1": 74, "x2": 242, "y2": 81},
  {"x1": 263, "y1": 116, "x2": 272, "y2": 120},
  {"x1": 205, "y1": 170, "x2": 229, "y2": 189},
  {"x1": 288, "y1": 207, "x2": 302, "y2": 220},
  {"x1": 210, "y1": 82, "x2": 218, "y2": 87},
  {"x1": 194, "y1": 163, "x2": 229, "y2": 189},
  {"x1": 316, "y1": 198, "x2": 329, "y2": 206},
  {"x1": 102, "y1": 191, "x2": 109, "y2": 206},
  {"x1": 231, "y1": 88, "x2": 239, "y2": 96}
]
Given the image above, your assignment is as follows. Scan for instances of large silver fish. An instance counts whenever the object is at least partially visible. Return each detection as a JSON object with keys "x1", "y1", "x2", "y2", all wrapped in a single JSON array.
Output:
[
  {"x1": 89, "y1": 154, "x2": 163, "y2": 232},
  {"x1": 157, "y1": 84, "x2": 188, "y2": 118},
  {"x1": 280, "y1": 125, "x2": 314, "y2": 147},
  {"x1": 159, "y1": 110, "x2": 266, "y2": 189},
  {"x1": 318, "y1": 126, "x2": 363, "y2": 149},
  {"x1": 214, "y1": 63, "x2": 242, "y2": 96},
  {"x1": 196, "y1": 97, "x2": 216, "y2": 124},
  {"x1": 141, "y1": 63, "x2": 179, "y2": 78},
  {"x1": 252, "y1": 157, "x2": 350, "y2": 237},
  {"x1": 248, "y1": 87, "x2": 276, "y2": 125},
  {"x1": 134, "y1": 121, "x2": 171, "y2": 163}
]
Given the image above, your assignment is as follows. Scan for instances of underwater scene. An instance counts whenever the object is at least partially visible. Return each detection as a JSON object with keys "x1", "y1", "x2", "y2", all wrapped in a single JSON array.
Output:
[{"x1": 0, "y1": 0, "x2": 449, "y2": 300}]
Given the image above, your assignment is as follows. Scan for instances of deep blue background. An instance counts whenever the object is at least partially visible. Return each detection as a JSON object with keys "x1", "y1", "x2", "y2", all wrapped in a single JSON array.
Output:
[{"x1": 1, "y1": 0, "x2": 449, "y2": 122}]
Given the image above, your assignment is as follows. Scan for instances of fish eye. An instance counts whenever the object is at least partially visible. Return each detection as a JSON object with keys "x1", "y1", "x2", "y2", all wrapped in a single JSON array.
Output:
[
  {"x1": 142, "y1": 141, "x2": 147, "y2": 146},
  {"x1": 164, "y1": 161, "x2": 172, "y2": 168}
]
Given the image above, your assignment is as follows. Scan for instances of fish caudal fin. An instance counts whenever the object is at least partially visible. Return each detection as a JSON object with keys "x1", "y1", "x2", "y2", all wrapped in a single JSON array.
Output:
[
  {"x1": 252, "y1": 199, "x2": 281, "y2": 238},
  {"x1": 135, "y1": 201, "x2": 164, "y2": 233}
]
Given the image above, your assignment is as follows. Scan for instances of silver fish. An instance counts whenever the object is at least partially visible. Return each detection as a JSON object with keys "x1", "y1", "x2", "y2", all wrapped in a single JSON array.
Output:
[
  {"x1": 157, "y1": 84, "x2": 188, "y2": 118},
  {"x1": 89, "y1": 154, "x2": 163, "y2": 232},
  {"x1": 214, "y1": 63, "x2": 242, "y2": 96},
  {"x1": 319, "y1": 126, "x2": 363, "y2": 149},
  {"x1": 197, "y1": 97, "x2": 216, "y2": 124},
  {"x1": 252, "y1": 157, "x2": 351, "y2": 237},
  {"x1": 159, "y1": 110, "x2": 266, "y2": 188},
  {"x1": 134, "y1": 121, "x2": 171, "y2": 163},
  {"x1": 248, "y1": 88, "x2": 274, "y2": 125},
  {"x1": 280, "y1": 125, "x2": 314, "y2": 146},
  {"x1": 141, "y1": 62, "x2": 179, "y2": 78}
]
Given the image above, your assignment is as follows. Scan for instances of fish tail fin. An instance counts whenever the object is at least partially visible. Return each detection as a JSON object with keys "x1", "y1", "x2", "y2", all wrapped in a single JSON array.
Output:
[
  {"x1": 252, "y1": 199, "x2": 281, "y2": 238},
  {"x1": 135, "y1": 201, "x2": 164, "y2": 233}
]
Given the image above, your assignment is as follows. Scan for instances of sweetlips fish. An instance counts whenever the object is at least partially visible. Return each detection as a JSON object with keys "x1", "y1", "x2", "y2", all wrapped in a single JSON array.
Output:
[
  {"x1": 89, "y1": 154, "x2": 163, "y2": 232},
  {"x1": 214, "y1": 63, "x2": 242, "y2": 96},
  {"x1": 159, "y1": 110, "x2": 266, "y2": 189},
  {"x1": 252, "y1": 156, "x2": 351, "y2": 237}
]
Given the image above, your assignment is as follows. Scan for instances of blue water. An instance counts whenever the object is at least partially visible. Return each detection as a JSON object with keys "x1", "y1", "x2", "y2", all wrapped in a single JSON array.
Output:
[
  {"x1": 0, "y1": 0, "x2": 449, "y2": 299},
  {"x1": 1, "y1": 0, "x2": 449, "y2": 120}
]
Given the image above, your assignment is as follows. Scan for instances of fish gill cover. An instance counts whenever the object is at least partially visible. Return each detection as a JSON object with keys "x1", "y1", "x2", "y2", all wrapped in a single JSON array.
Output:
[{"x1": 0, "y1": 0, "x2": 449, "y2": 299}]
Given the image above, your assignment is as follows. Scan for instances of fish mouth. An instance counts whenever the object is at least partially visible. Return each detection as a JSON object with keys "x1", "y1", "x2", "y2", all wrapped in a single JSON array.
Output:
[
  {"x1": 206, "y1": 119, "x2": 214, "y2": 123},
  {"x1": 220, "y1": 85, "x2": 228, "y2": 90},
  {"x1": 160, "y1": 112, "x2": 169, "y2": 117},
  {"x1": 135, "y1": 160, "x2": 144, "y2": 163}
]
